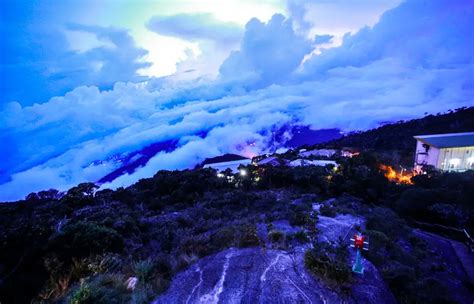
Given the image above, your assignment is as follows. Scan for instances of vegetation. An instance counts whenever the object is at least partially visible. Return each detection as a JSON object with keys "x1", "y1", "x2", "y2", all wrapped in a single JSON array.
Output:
[
  {"x1": 322, "y1": 107, "x2": 474, "y2": 166},
  {"x1": 0, "y1": 107, "x2": 473, "y2": 303},
  {"x1": 304, "y1": 240, "x2": 352, "y2": 288}
]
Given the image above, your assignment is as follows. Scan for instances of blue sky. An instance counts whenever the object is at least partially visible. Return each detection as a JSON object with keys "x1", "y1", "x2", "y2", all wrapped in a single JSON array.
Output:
[{"x1": 1, "y1": 0, "x2": 473, "y2": 201}]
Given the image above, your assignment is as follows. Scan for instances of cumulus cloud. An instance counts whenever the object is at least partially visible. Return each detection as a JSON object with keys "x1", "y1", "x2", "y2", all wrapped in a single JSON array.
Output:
[
  {"x1": 219, "y1": 14, "x2": 312, "y2": 87},
  {"x1": 0, "y1": 13, "x2": 150, "y2": 105},
  {"x1": 313, "y1": 34, "x2": 333, "y2": 45},
  {"x1": 147, "y1": 13, "x2": 243, "y2": 43},
  {"x1": 146, "y1": 13, "x2": 245, "y2": 80},
  {"x1": 301, "y1": 0, "x2": 474, "y2": 76},
  {"x1": 1, "y1": 0, "x2": 473, "y2": 201}
]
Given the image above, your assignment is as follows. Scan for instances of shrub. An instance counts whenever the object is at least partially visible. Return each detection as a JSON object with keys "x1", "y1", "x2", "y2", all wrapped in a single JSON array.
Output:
[
  {"x1": 89, "y1": 253, "x2": 124, "y2": 274},
  {"x1": 211, "y1": 226, "x2": 238, "y2": 249},
  {"x1": 49, "y1": 221, "x2": 124, "y2": 258},
  {"x1": 288, "y1": 203, "x2": 314, "y2": 227},
  {"x1": 304, "y1": 242, "x2": 352, "y2": 287},
  {"x1": 130, "y1": 284, "x2": 155, "y2": 304},
  {"x1": 268, "y1": 230, "x2": 285, "y2": 243},
  {"x1": 319, "y1": 204, "x2": 337, "y2": 217},
  {"x1": 68, "y1": 274, "x2": 130, "y2": 304},
  {"x1": 288, "y1": 230, "x2": 310, "y2": 244},
  {"x1": 62, "y1": 183, "x2": 98, "y2": 206},
  {"x1": 238, "y1": 225, "x2": 260, "y2": 248},
  {"x1": 133, "y1": 259, "x2": 155, "y2": 283},
  {"x1": 70, "y1": 282, "x2": 92, "y2": 304},
  {"x1": 395, "y1": 188, "x2": 440, "y2": 218},
  {"x1": 365, "y1": 207, "x2": 408, "y2": 240}
]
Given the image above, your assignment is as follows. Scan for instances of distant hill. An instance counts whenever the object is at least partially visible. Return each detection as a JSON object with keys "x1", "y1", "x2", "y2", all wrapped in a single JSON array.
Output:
[
  {"x1": 319, "y1": 107, "x2": 474, "y2": 163},
  {"x1": 200, "y1": 153, "x2": 249, "y2": 166},
  {"x1": 284, "y1": 127, "x2": 342, "y2": 147},
  {"x1": 97, "y1": 139, "x2": 179, "y2": 184}
]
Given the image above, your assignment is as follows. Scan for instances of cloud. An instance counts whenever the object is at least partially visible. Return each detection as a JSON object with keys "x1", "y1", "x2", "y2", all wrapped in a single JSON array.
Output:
[
  {"x1": 219, "y1": 14, "x2": 312, "y2": 87},
  {"x1": 0, "y1": 8, "x2": 151, "y2": 106},
  {"x1": 314, "y1": 34, "x2": 333, "y2": 44},
  {"x1": 0, "y1": 0, "x2": 473, "y2": 201},
  {"x1": 301, "y1": 0, "x2": 474, "y2": 76},
  {"x1": 147, "y1": 13, "x2": 243, "y2": 43},
  {"x1": 146, "y1": 13, "x2": 244, "y2": 80}
]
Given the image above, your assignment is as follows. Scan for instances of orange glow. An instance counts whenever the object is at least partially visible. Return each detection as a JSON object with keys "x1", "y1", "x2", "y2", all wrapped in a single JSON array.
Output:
[{"x1": 379, "y1": 165, "x2": 416, "y2": 185}]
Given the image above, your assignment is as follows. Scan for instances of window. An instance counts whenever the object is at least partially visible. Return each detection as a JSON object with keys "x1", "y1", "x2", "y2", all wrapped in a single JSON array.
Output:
[{"x1": 449, "y1": 158, "x2": 460, "y2": 169}]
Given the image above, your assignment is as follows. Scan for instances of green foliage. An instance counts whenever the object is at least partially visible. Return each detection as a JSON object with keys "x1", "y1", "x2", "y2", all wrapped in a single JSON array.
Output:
[
  {"x1": 257, "y1": 165, "x2": 330, "y2": 192},
  {"x1": 366, "y1": 207, "x2": 409, "y2": 239},
  {"x1": 61, "y1": 183, "x2": 98, "y2": 206},
  {"x1": 319, "y1": 204, "x2": 337, "y2": 217},
  {"x1": 130, "y1": 284, "x2": 155, "y2": 304},
  {"x1": 287, "y1": 199, "x2": 315, "y2": 228},
  {"x1": 2, "y1": 136, "x2": 474, "y2": 304},
  {"x1": 304, "y1": 242, "x2": 352, "y2": 287},
  {"x1": 70, "y1": 282, "x2": 92, "y2": 304},
  {"x1": 324, "y1": 107, "x2": 474, "y2": 166},
  {"x1": 67, "y1": 274, "x2": 130, "y2": 304},
  {"x1": 211, "y1": 226, "x2": 238, "y2": 249},
  {"x1": 288, "y1": 230, "x2": 310, "y2": 244},
  {"x1": 268, "y1": 230, "x2": 284, "y2": 243},
  {"x1": 133, "y1": 259, "x2": 155, "y2": 283},
  {"x1": 49, "y1": 221, "x2": 124, "y2": 258},
  {"x1": 238, "y1": 224, "x2": 261, "y2": 248}
]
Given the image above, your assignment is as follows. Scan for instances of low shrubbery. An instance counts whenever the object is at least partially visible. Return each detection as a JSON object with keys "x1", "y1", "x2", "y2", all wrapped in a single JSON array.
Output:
[
  {"x1": 1, "y1": 156, "x2": 473, "y2": 303},
  {"x1": 67, "y1": 274, "x2": 130, "y2": 304},
  {"x1": 48, "y1": 221, "x2": 124, "y2": 258},
  {"x1": 268, "y1": 230, "x2": 284, "y2": 243},
  {"x1": 304, "y1": 241, "x2": 352, "y2": 288},
  {"x1": 361, "y1": 207, "x2": 455, "y2": 303}
]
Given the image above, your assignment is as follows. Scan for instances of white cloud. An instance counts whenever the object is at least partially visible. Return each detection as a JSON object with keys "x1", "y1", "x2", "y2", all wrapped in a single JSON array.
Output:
[
  {"x1": 147, "y1": 13, "x2": 243, "y2": 43},
  {"x1": 1, "y1": 0, "x2": 473, "y2": 201}
]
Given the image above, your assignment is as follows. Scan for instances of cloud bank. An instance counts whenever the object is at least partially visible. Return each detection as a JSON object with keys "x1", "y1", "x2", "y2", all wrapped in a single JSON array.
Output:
[
  {"x1": 1, "y1": 8, "x2": 150, "y2": 106},
  {"x1": 1, "y1": 0, "x2": 473, "y2": 201},
  {"x1": 147, "y1": 13, "x2": 243, "y2": 43}
]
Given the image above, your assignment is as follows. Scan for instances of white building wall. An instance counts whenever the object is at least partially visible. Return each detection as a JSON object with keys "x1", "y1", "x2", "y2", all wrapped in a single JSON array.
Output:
[
  {"x1": 437, "y1": 146, "x2": 474, "y2": 171},
  {"x1": 414, "y1": 140, "x2": 439, "y2": 167},
  {"x1": 414, "y1": 140, "x2": 474, "y2": 172},
  {"x1": 300, "y1": 149, "x2": 337, "y2": 158}
]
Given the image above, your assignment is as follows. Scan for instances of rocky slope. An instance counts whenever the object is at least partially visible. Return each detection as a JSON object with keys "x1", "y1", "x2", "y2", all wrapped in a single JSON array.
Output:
[{"x1": 154, "y1": 212, "x2": 396, "y2": 304}]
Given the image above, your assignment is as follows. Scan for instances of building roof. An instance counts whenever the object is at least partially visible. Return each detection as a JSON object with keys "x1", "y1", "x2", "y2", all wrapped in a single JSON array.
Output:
[
  {"x1": 300, "y1": 149, "x2": 336, "y2": 158},
  {"x1": 288, "y1": 159, "x2": 338, "y2": 167},
  {"x1": 257, "y1": 156, "x2": 280, "y2": 165},
  {"x1": 414, "y1": 132, "x2": 474, "y2": 148}
]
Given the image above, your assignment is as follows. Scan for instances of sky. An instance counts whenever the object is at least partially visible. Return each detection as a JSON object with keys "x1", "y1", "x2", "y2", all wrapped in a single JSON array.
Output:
[{"x1": 1, "y1": 0, "x2": 473, "y2": 201}]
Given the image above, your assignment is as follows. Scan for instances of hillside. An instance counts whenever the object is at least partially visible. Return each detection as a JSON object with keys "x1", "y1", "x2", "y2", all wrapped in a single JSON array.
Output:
[
  {"x1": 1, "y1": 109, "x2": 474, "y2": 303},
  {"x1": 320, "y1": 107, "x2": 474, "y2": 164},
  {"x1": 1, "y1": 155, "x2": 473, "y2": 303}
]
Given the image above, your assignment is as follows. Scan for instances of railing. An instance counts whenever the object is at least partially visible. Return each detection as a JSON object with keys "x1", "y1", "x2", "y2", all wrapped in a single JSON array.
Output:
[
  {"x1": 413, "y1": 220, "x2": 473, "y2": 253},
  {"x1": 413, "y1": 220, "x2": 465, "y2": 241},
  {"x1": 464, "y1": 229, "x2": 474, "y2": 253}
]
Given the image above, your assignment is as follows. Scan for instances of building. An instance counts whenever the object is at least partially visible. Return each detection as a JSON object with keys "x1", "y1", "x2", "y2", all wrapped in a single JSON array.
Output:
[
  {"x1": 300, "y1": 149, "x2": 337, "y2": 158},
  {"x1": 289, "y1": 159, "x2": 339, "y2": 168},
  {"x1": 256, "y1": 156, "x2": 281, "y2": 166},
  {"x1": 414, "y1": 132, "x2": 474, "y2": 172}
]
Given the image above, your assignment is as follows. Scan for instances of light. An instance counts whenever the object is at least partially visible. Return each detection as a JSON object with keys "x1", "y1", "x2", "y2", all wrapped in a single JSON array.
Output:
[
  {"x1": 379, "y1": 164, "x2": 415, "y2": 184},
  {"x1": 239, "y1": 169, "x2": 247, "y2": 176},
  {"x1": 468, "y1": 156, "x2": 474, "y2": 165},
  {"x1": 449, "y1": 158, "x2": 460, "y2": 166},
  {"x1": 217, "y1": 173, "x2": 224, "y2": 178}
]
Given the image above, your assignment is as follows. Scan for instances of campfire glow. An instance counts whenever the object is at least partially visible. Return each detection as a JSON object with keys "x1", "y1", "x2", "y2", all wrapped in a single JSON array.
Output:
[{"x1": 379, "y1": 165, "x2": 415, "y2": 184}]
